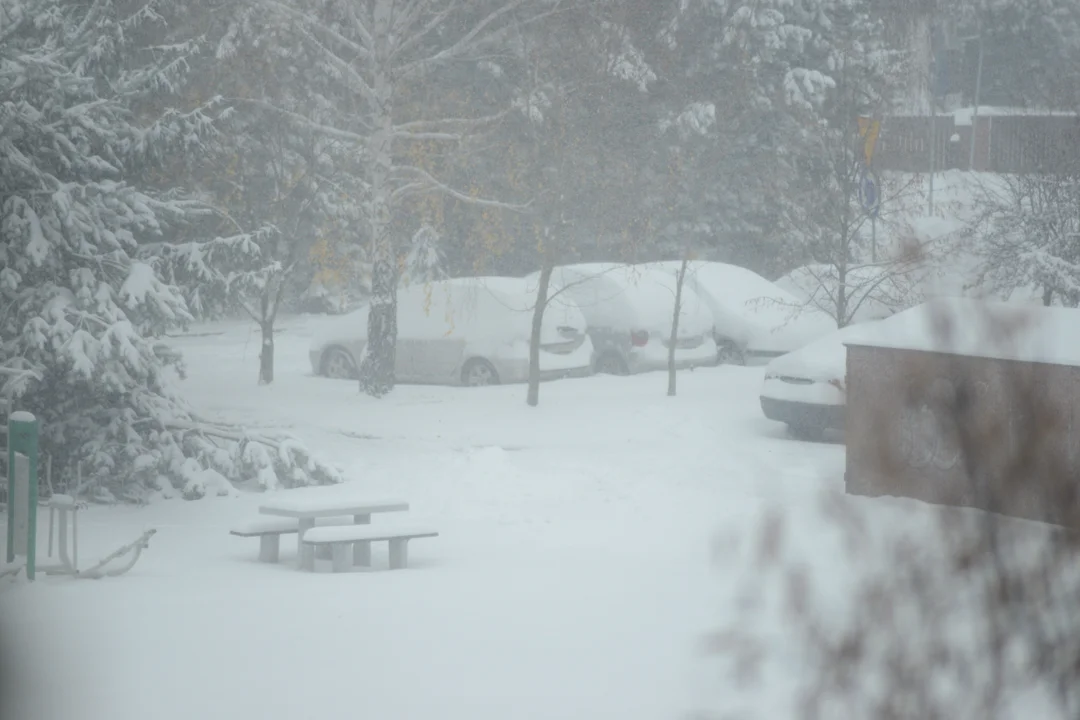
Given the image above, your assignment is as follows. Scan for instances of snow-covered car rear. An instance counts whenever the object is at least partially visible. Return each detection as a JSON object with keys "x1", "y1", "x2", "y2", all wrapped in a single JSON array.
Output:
[{"x1": 528, "y1": 263, "x2": 717, "y2": 375}]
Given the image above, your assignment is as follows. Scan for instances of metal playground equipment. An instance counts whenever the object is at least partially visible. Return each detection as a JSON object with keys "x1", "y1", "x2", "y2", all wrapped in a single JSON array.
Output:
[{"x1": 2, "y1": 410, "x2": 156, "y2": 581}]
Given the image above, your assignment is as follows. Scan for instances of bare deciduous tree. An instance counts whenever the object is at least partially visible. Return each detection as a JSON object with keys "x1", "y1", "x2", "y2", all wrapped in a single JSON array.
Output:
[{"x1": 253, "y1": 0, "x2": 550, "y2": 396}]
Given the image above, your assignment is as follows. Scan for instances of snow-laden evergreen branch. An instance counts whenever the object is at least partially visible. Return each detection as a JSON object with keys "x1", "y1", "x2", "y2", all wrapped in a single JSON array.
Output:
[{"x1": 0, "y1": 0, "x2": 339, "y2": 499}]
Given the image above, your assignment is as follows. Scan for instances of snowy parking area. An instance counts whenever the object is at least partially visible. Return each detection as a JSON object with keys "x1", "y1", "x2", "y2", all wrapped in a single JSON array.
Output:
[{"x1": 2, "y1": 316, "x2": 914, "y2": 720}]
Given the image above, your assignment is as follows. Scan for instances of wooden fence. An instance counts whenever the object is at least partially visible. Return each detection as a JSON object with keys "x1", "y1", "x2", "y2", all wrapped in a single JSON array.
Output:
[{"x1": 871, "y1": 114, "x2": 1080, "y2": 174}]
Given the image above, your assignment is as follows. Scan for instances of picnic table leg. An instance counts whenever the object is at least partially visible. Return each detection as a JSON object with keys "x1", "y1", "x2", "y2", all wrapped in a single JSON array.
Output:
[
  {"x1": 259, "y1": 535, "x2": 280, "y2": 564},
  {"x1": 388, "y1": 539, "x2": 408, "y2": 570},
  {"x1": 352, "y1": 513, "x2": 371, "y2": 567},
  {"x1": 298, "y1": 518, "x2": 316, "y2": 571}
]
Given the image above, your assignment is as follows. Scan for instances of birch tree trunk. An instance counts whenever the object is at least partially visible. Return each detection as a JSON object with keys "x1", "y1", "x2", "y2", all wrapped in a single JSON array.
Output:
[
  {"x1": 358, "y1": 0, "x2": 397, "y2": 397},
  {"x1": 667, "y1": 256, "x2": 689, "y2": 397},
  {"x1": 527, "y1": 259, "x2": 555, "y2": 407}
]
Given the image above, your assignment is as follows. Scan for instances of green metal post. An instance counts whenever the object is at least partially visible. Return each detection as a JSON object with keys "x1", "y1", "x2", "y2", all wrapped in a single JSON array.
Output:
[{"x1": 7, "y1": 411, "x2": 39, "y2": 580}]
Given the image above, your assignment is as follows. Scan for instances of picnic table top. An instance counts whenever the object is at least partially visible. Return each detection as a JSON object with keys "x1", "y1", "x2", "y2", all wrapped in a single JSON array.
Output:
[{"x1": 258, "y1": 496, "x2": 409, "y2": 519}]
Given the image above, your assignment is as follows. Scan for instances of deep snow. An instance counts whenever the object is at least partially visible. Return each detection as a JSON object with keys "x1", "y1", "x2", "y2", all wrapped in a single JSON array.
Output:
[{"x1": 0, "y1": 314, "x2": 992, "y2": 719}]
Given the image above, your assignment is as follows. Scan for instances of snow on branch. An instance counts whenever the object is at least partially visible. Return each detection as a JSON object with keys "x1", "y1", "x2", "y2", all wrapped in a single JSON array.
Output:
[{"x1": 166, "y1": 419, "x2": 342, "y2": 495}]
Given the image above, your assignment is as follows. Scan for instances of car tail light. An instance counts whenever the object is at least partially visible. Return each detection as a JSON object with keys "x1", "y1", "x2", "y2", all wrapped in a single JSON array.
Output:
[{"x1": 630, "y1": 330, "x2": 649, "y2": 347}]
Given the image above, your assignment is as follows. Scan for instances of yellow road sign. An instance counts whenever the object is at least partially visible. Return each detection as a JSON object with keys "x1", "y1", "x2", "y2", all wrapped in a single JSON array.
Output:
[{"x1": 857, "y1": 117, "x2": 881, "y2": 165}]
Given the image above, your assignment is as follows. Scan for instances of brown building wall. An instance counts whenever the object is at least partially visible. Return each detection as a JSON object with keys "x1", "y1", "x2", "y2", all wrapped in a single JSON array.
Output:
[{"x1": 844, "y1": 344, "x2": 1080, "y2": 528}]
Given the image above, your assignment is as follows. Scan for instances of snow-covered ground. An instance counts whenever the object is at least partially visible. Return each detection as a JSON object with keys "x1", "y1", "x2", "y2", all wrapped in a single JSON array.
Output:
[{"x1": 1, "y1": 315, "x2": 953, "y2": 719}]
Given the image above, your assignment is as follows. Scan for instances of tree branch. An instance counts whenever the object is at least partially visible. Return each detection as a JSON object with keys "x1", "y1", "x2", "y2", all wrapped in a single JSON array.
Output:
[
  {"x1": 262, "y1": 0, "x2": 371, "y2": 60},
  {"x1": 392, "y1": 130, "x2": 462, "y2": 142},
  {"x1": 390, "y1": 4, "x2": 455, "y2": 61},
  {"x1": 393, "y1": 111, "x2": 508, "y2": 133},
  {"x1": 397, "y1": 0, "x2": 556, "y2": 82},
  {"x1": 294, "y1": 26, "x2": 378, "y2": 107},
  {"x1": 345, "y1": 3, "x2": 375, "y2": 51},
  {"x1": 393, "y1": 165, "x2": 532, "y2": 211},
  {"x1": 227, "y1": 97, "x2": 371, "y2": 145}
]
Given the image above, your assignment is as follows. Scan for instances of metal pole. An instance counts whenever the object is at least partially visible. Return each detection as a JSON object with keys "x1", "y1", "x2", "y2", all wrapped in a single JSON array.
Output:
[
  {"x1": 872, "y1": 216, "x2": 878, "y2": 263},
  {"x1": 6, "y1": 411, "x2": 38, "y2": 580},
  {"x1": 928, "y1": 102, "x2": 936, "y2": 215},
  {"x1": 968, "y1": 34, "x2": 984, "y2": 169}
]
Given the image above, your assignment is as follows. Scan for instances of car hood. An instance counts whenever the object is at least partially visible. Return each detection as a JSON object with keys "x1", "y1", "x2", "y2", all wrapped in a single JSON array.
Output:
[
  {"x1": 764, "y1": 321, "x2": 883, "y2": 382},
  {"x1": 744, "y1": 308, "x2": 839, "y2": 352}
]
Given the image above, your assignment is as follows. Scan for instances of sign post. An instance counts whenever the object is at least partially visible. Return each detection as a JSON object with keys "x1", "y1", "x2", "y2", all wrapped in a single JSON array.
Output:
[
  {"x1": 6, "y1": 411, "x2": 39, "y2": 580},
  {"x1": 857, "y1": 117, "x2": 883, "y2": 262}
]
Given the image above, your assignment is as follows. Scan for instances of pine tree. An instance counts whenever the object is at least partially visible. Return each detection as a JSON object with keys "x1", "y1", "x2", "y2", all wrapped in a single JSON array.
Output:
[{"x1": 0, "y1": 0, "x2": 340, "y2": 500}]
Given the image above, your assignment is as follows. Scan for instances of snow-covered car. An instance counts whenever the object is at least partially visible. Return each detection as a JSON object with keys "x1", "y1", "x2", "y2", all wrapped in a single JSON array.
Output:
[
  {"x1": 774, "y1": 263, "x2": 922, "y2": 324},
  {"x1": 525, "y1": 263, "x2": 717, "y2": 375},
  {"x1": 759, "y1": 321, "x2": 882, "y2": 440},
  {"x1": 309, "y1": 277, "x2": 593, "y2": 386},
  {"x1": 644, "y1": 260, "x2": 837, "y2": 365}
]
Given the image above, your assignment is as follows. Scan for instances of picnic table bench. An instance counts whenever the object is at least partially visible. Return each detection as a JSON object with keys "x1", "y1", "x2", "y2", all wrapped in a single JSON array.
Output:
[
  {"x1": 256, "y1": 496, "x2": 409, "y2": 570},
  {"x1": 230, "y1": 517, "x2": 354, "y2": 563},
  {"x1": 302, "y1": 526, "x2": 439, "y2": 572}
]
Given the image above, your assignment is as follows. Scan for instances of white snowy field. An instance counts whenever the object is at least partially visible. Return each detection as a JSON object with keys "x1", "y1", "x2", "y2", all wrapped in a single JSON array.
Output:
[{"x1": 1, "y1": 315, "x2": 958, "y2": 720}]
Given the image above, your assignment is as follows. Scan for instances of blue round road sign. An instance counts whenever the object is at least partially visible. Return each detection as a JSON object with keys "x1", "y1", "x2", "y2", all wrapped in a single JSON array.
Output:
[{"x1": 859, "y1": 168, "x2": 881, "y2": 218}]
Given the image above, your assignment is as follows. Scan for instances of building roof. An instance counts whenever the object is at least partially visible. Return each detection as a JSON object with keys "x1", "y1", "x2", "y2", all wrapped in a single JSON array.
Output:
[{"x1": 844, "y1": 298, "x2": 1080, "y2": 367}]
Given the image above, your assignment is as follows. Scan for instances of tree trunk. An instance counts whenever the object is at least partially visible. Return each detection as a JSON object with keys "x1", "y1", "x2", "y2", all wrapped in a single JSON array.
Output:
[
  {"x1": 667, "y1": 256, "x2": 688, "y2": 397},
  {"x1": 836, "y1": 259, "x2": 849, "y2": 328},
  {"x1": 527, "y1": 260, "x2": 554, "y2": 407},
  {"x1": 259, "y1": 321, "x2": 274, "y2": 385},
  {"x1": 257, "y1": 284, "x2": 276, "y2": 386},
  {"x1": 358, "y1": 0, "x2": 397, "y2": 398}
]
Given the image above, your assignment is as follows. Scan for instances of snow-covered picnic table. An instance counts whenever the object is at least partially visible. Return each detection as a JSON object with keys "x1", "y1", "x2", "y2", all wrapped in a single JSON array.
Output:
[{"x1": 257, "y1": 496, "x2": 409, "y2": 570}]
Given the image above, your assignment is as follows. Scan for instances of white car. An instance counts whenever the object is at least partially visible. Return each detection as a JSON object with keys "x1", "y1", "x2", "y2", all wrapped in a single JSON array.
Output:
[
  {"x1": 310, "y1": 277, "x2": 593, "y2": 386},
  {"x1": 759, "y1": 321, "x2": 883, "y2": 440},
  {"x1": 526, "y1": 263, "x2": 717, "y2": 375},
  {"x1": 644, "y1": 260, "x2": 837, "y2": 365}
]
